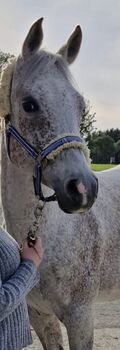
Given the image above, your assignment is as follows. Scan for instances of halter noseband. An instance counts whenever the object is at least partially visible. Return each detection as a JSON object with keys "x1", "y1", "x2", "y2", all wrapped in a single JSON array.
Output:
[{"x1": 5, "y1": 116, "x2": 87, "y2": 202}]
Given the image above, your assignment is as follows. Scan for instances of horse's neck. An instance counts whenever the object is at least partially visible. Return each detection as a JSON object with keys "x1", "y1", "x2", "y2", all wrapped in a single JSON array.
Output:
[{"x1": 1, "y1": 135, "x2": 60, "y2": 244}]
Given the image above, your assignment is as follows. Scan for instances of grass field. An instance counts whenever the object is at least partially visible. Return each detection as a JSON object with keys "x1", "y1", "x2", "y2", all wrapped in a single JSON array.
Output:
[{"x1": 91, "y1": 164, "x2": 117, "y2": 171}]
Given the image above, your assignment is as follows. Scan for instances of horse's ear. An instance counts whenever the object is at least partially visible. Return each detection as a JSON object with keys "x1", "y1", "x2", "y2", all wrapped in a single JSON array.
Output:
[
  {"x1": 58, "y1": 25, "x2": 82, "y2": 64},
  {"x1": 22, "y1": 18, "x2": 44, "y2": 57}
]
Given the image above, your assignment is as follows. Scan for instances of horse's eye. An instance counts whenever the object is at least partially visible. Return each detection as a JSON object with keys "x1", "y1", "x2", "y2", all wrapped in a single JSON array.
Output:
[{"x1": 22, "y1": 97, "x2": 39, "y2": 113}]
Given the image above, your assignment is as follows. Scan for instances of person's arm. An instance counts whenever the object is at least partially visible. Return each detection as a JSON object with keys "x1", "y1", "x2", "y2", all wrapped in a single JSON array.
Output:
[{"x1": 0, "y1": 259, "x2": 37, "y2": 322}]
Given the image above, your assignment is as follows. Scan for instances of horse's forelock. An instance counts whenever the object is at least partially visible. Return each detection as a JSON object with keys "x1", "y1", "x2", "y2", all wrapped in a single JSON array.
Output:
[
  {"x1": 15, "y1": 50, "x2": 77, "y2": 89},
  {"x1": 14, "y1": 50, "x2": 85, "y2": 115},
  {"x1": 0, "y1": 49, "x2": 85, "y2": 122}
]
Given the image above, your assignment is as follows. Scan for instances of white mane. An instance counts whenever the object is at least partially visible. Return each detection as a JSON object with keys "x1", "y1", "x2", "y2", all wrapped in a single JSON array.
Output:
[{"x1": 0, "y1": 57, "x2": 17, "y2": 118}]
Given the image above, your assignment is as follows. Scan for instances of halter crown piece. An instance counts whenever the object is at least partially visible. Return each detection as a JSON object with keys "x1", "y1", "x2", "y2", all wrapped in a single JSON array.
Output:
[{"x1": 0, "y1": 58, "x2": 90, "y2": 203}]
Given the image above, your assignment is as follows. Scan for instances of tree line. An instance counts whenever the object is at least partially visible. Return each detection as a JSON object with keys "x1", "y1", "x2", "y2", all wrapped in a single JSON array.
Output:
[
  {"x1": 80, "y1": 102, "x2": 120, "y2": 164},
  {"x1": 0, "y1": 50, "x2": 120, "y2": 164},
  {"x1": 87, "y1": 130, "x2": 120, "y2": 164}
]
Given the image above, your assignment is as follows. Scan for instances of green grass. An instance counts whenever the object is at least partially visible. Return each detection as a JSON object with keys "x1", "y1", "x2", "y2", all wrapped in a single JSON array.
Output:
[{"x1": 91, "y1": 164, "x2": 117, "y2": 171}]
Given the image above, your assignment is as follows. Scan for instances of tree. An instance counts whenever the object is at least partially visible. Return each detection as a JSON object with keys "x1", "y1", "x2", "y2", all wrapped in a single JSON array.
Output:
[
  {"x1": 114, "y1": 140, "x2": 120, "y2": 164},
  {"x1": 91, "y1": 135, "x2": 115, "y2": 163},
  {"x1": 80, "y1": 100, "x2": 96, "y2": 142},
  {"x1": 0, "y1": 50, "x2": 14, "y2": 73},
  {"x1": 105, "y1": 128, "x2": 120, "y2": 143}
]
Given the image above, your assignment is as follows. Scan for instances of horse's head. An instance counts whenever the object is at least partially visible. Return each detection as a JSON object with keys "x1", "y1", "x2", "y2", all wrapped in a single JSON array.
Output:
[{"x1": 3, "y1": 19, "x2": 98, "y2": 213}]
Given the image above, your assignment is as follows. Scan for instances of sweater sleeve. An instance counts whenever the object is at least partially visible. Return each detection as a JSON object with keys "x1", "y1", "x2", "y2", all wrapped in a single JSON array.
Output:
[{"x1": 0, "y1": 259, "x2": 38, "y2": 322}]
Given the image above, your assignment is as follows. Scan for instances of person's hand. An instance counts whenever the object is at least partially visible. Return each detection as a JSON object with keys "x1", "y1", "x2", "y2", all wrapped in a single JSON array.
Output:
[{"x1": 20, "y1": 237, "x2": 43, "y2": 268}]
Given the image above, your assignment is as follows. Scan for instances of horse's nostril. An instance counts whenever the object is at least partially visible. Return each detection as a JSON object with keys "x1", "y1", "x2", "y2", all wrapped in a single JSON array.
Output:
[
  {"x1": 65, "y1": 175, "x2": 98, "y2": 209},
  {"x1": 56, "y1": 175, "x2": 98, "y2": 213},
  {"x1": 66, "y1": 179, "x2": 83, "y2": 202}
]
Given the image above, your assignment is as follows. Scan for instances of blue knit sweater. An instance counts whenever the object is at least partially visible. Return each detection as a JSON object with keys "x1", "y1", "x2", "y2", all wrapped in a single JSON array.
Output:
[{"x1": 0, "y1": 226, "x2": 38, "y2": 350}]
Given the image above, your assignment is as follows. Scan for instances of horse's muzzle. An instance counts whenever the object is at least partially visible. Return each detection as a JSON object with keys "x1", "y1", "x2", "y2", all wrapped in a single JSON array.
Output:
[{"x1": 54, "y1": 173, "x2": 98, "y2": 213}]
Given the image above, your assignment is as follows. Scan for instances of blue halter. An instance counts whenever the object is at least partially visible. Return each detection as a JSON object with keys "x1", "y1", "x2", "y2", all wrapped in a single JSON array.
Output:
[{"x1": 5, "y1": 118, "x2": 84, "y2": 202}]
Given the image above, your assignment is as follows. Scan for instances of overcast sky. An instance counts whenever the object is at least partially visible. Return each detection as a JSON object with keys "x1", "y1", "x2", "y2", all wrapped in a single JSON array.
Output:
[{"x1": 0, "y1": 0, "x2": 119, "y2": 131}]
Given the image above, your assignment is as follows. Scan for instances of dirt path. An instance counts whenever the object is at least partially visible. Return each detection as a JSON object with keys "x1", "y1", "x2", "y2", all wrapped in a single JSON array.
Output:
[{"x1": 23, "y1": 301, "x2": 120, "y2": 350}]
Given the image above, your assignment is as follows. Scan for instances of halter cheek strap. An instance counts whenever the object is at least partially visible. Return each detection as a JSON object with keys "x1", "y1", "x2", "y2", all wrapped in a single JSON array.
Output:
[{"x1": 5, "y1": 118, "x2": 89, "y2": 202}]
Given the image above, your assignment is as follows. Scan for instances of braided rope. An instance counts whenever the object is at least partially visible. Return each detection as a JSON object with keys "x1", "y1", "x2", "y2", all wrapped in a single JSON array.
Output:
[{"x1": 45, "y1": 140, "x2": 90, "y2": 164}]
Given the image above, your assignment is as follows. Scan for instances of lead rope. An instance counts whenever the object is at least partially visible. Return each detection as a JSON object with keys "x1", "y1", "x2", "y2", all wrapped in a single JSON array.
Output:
[
  {"x1": 20, "y1": 199, "x2": 45, "y2": 254},
  {"x1": 27, "y1": 200, "x2": 45, "y2": 247}
]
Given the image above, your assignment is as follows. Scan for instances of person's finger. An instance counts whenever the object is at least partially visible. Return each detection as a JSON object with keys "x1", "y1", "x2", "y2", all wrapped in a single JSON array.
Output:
[{"x1": 22, "y1": 241, "x2": 28, "y2": 249}]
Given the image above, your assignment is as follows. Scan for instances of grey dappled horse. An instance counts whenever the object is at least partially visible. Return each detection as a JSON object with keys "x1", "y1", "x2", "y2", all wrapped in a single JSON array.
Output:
[{"x1": 1, "y1": 19, "x2": 120, "y2": 350}]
